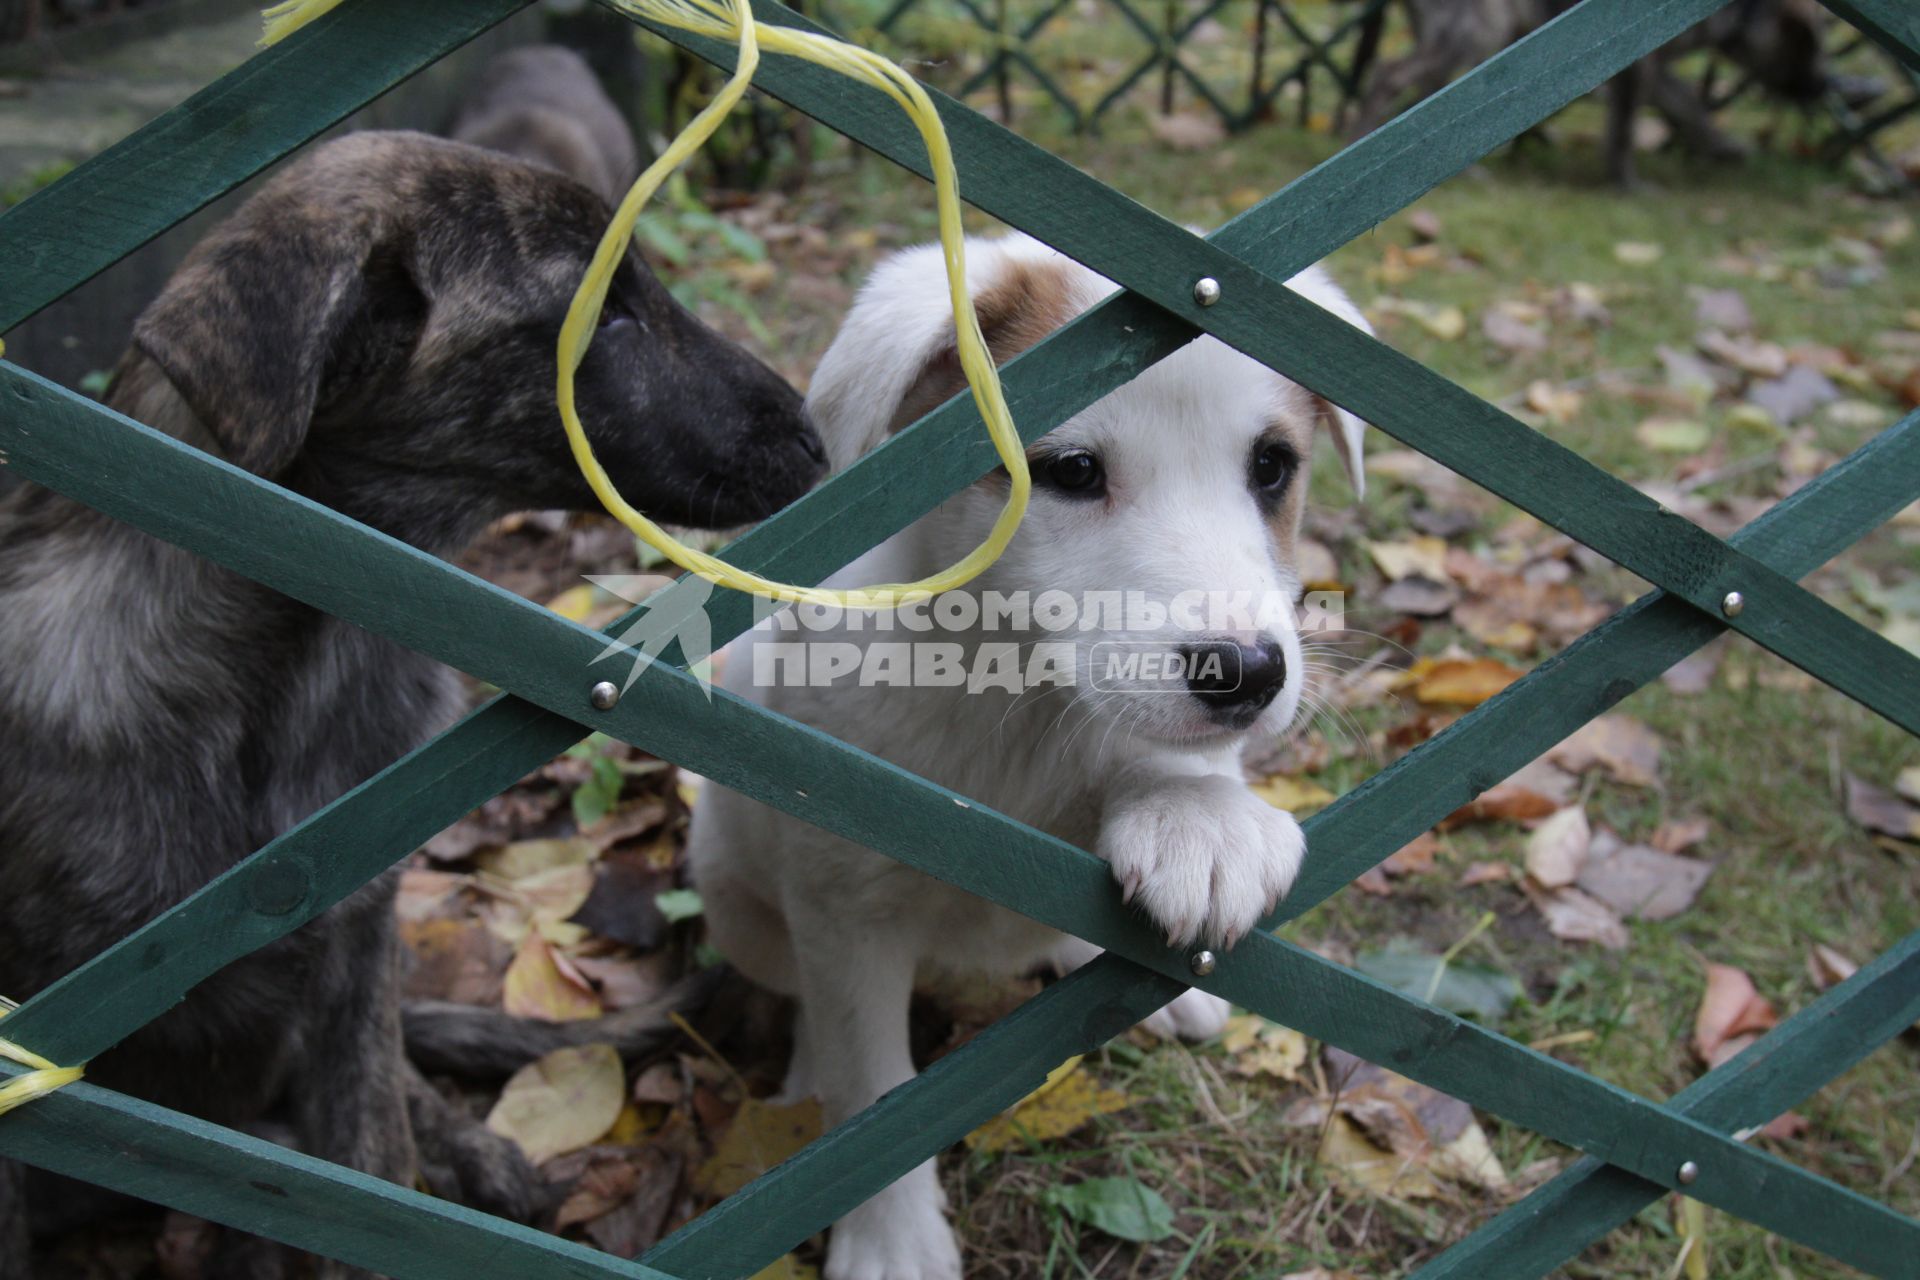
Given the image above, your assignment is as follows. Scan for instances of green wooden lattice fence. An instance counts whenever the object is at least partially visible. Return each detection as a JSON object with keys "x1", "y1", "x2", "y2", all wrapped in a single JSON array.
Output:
[{"x1": 1, "y1": 0, "x2": 1918, "y2": 1275}]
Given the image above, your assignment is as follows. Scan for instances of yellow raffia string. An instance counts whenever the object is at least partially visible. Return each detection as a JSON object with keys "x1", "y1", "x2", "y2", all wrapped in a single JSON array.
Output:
[
  {"x1": 263, "y1": 0, "x2": 1031, "y2": 610},
  {"x1": 0, "y1": 1009, "x2": 84, "y2": 1118}
]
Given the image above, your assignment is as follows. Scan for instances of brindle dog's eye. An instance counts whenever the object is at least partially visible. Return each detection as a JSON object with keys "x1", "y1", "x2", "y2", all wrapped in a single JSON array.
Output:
[
  {"x1": 1251, "y1": 442, "x2": 1297, "y2": 492},
  {"x1": 1039, "y1": 450, "x2": 1105, "y2": 498}
]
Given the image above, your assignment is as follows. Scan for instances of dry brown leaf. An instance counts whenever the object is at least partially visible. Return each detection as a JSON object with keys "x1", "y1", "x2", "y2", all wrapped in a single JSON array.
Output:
[
  {"x1": 1442, "y1": 784, "x2": 1559, "y2": 829},
  {"x1": 1844, "y1": 774, "x2": 1920, "y2": 840},
  {"x1": 400, "y1": 917, "x2": 511, "y2": 1006},
  {"x1": 1372, "y1": 297, "x2": 1467, "y2": 341},
  {"x1": 1413, "y1": 657, "x2": 1525, "y2": 707},
  {"x1": 570, "y1": 951, "x2": 670, "y2": 1012},
  {"x1": 1698, "y1": 330, "x2": 1788, "y2": 378},
  {"x1": 1661, "y1": 647, "x2": 1722, "y2": 695},
  {"x1": 1379, "y1": 576, "x2": 1460, "y2": 617},
  {"x1": 504, "y1": 932, "x2": 602, "y2": 1022},
  {"x1": 1482, "y1": 306, "x2": 1547, "y2": 355},
  {"x1": 1807, "y1": 943, "x2": 1858, "y2": 990},
  {"x1": 1383, "y1": 832, "x2": 1440, "y2": 877},
  {"x1": 1291, "y1": 1052, "x2": 1507, "y2": 1200},
  {"x1": 1461, "y1": 860, "x2": 1515, "y2": 887},
  {"x1": 1548, "y1": 716, "x2": 1662, "y2": 787},
  {"x1": 694, "y1": 1098, "x2": 824, "y2": 1197},
  {"x1": 1576, "y1": 843, "x2": 1713, "y2": 921},
  {"x1": 966, "y1": 1057, "x2": 1129, "y2": 1153},
  {"x1": 1367, "y1": 536, "x2": 1450, "y2": 582},
  {"x1": 1897, "y1": 766, "x2": 1920, "y2": 805},
  {"x1": 1650, "y1": 817, "x2": 1711, "y2": 854},
  {"x1": 1522, "y1": 882, "x2": 1628, "y2": 950},
  {"x1": 1149, "y1": 111, "x2": 1226, "y2": 150},
  {"x1": 554, "y1": 1153, "x2": 640, "y2": 1229},
  {"x1": 1525, "y1": 380, "x2": 1583, "y2": 424},
  {"x1": 1693, "y1": 963, "x2": 1778, "y2": 1066},
  {"x1": 486, "y1": 1044, "x2": 625, "y2": 1164},
  {"x1": 1524, "y1": 807, "x2": 1590, "y2": 889}
]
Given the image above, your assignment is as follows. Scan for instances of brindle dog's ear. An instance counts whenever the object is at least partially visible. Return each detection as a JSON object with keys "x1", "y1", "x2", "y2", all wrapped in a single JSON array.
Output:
[{"x1": 132, "y1": 223, "x2": 404, "y2": 477}]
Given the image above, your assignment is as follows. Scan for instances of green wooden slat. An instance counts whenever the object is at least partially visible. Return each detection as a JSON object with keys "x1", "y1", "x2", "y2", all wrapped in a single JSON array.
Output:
[
  {"x1": 4, "y1": 370, "x2": 1914, "y2": 1274},
  {"x1": 1409, "y1": 929, "x2": 1920, "y2": 1280},
  {"x1": 0, "y1": 1068, "x2": 666, "y2": 1280},
  {"x1": 0, "y1": 0, "x2": 532, "y2": 332},
  {"x1": 640, "y1": 415, "x2": 1920, "y2": 1276},
  {"x1": 10, "y1": 0, "x2": 1724, "y2": 1070},
  {"x1": 631, "y1": 2, "x2": 1920, "y2": 733},
  {"x1": 1824, "y1": 0, "x2": 1920, "y2": 70}
]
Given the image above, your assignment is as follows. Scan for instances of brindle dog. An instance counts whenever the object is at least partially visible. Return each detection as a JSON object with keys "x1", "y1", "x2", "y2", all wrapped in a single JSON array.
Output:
[{"x1": 0, "y1": 128, "x2": 824, "y2": 1276}]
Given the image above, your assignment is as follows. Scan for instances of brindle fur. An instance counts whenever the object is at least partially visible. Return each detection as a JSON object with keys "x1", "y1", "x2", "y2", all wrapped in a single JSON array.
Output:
[{"x1": 0, "y1": 123, "x2": 821, "y2": 1277}]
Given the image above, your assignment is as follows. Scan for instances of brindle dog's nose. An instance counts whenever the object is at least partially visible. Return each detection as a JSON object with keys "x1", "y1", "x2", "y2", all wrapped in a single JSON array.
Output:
[{"x1": 1181, "y1": 637, "x2": 1287, "y2": 715}]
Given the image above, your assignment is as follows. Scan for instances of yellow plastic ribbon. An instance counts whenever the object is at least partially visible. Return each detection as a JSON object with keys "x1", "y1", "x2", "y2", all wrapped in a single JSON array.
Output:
[
  {"x1": 0, "y1": 1014, "x2": 83, "y2": 1118},
  {"x1": 263, "y1": 0, "x2": 1031, "y2": 610}
]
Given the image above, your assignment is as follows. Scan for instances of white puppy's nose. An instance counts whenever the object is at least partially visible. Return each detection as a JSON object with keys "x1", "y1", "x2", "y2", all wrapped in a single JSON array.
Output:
[{"x1": 1180, "y1": 636, "x2": 1287, "y2": 720}]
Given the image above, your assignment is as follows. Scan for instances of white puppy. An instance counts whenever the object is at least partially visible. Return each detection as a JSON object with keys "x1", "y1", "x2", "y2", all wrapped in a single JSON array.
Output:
[{"x1": 686, "y1": 233, "x2": 1369, "y2": 1280}]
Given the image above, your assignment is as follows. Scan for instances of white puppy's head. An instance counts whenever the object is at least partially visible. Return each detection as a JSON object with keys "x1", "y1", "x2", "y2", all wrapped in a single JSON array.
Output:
[{"x1": 806, "y1": 233, "x2": 1369, "y2": 751}]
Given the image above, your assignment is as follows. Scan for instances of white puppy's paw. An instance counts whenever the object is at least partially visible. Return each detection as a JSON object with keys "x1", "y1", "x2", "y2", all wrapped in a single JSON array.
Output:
[
  {"x1": 1142, "y1": 987, "x2": 1232, "y2": 1041},
  {"x1": 825, "y1": 1166, "x2": 961, "y2": 1280},
  {"x1": 1099, "y1": 774, "x2": 1304, "y2": 948}
]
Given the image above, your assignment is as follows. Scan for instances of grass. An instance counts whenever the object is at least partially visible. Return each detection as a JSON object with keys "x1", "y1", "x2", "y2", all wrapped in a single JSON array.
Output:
[{"x1": 647, "y1": 51, "x2": 1920, "y2": 1280}]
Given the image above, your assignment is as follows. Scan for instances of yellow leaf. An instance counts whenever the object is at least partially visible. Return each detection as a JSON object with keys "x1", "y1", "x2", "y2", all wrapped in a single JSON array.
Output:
[
  {"x1": 1318, "y1": 1113, "x2": 1441, "y2": 1199},
  {"x1": 1219, "y1": 1015, "x2": 1308, "y2": 1081},
  {"x1": 503, "y1": 932, "x2": 602, "y2": 1022},
  {"x1": 966, "y1": 1057, "x2": 1129, "y2": 1153},
  {"x1": 546, "y1": 585, "x2": 598, "y2": 622},
  {"x1": 486, "y1": 1044, "x2": 624, "y2": 1164},
  {"x1": 604, "y1": 1102, "x2": 653, "y2": 1146},
  {"x1": 694, "y1": 1098, "x2": 823, "y2": 1197},
  {"x1": 477, "y1": 837, "x2": 596, "y2": 882},
  {"x1": 1366, "y1": 536, "x2": 1449, "y2": 582},
  {"x1": 750, "y1": 1257, "x2": 819, "y2": 1280},
  {"x1": 1414, "y1": 658, "x2": 1525, "y2": 707},
  {"x1": 1250, "y1": 775, "x2": 1337, "y2": 815},
  {"x1": 1613, "y1": 241, "x2": 1663, "y2": 265}
]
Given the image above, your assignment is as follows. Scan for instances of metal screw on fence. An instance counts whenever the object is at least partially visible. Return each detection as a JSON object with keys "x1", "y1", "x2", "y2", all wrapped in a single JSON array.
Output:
[
  {"x1": 1190, "y1": 949, "x2": 1217, "y2": 976},
  {"x1": 1722, "y1": 591, "x2": 1745, "y2": 617},
  {"x1": 1192, "y1": 276, "x2": 1221, "y2": 307},
  {"x1": 1678, "y1": 1160, "x2": 1701, "y2": 1186},
  {"x1": 588, "y1": 680, "x2": 621, "y2": 711}
]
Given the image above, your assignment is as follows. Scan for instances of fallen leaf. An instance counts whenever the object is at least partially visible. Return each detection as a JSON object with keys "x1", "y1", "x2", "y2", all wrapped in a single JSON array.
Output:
[
  {"x1": 1636, "y1": 417, "x2": 1711, "y2": 453},
  {"x1": 1442, "y1": 784, "x2": 1559, "y2": 829},
  {"x1": 1525, "y1": 380, "x2": 1583, "y2": 424},
  {"x1": 1251, "y1": 774, "x2": 1338, "y2": 815},
  {"x1": 1693, "y1": 964, "x2": 1777, "y2": 1067},
  {"x1": 477, "y1": 837, "x2": 597, "y2": 882},
  {"x1": 1041, "y1": 1177, "x2": 1176, "y2": 1242},
  {"x1": 1379, "y1": 575, "x2": 1460, "y2": 616},
  {"x1": 1353, "y1": 947, "x2": 1522, "y2": 1021},
  {"x1": 693, "y1": 1097, "x2": 823, "y2": 1197},
  {"x1": 1353, "y1": 867, "x2": 1393, "y2": 896},
  {"x1": 400, "y1": 917, "x2": 511, "y2": 1006},
  {"x1": 1690, "y1": 286, "x2": 1752, "y2": 333},
  {"x1": 1806, "y1": 943, "x2": 1858, "y2": 990},
  {"x1": 1372, "y1": 297, "x2": 1467, "y2": 341},
  {"x1": 1482, "y1": 306, "x2": 1547, "y2": 355},
  {"x1": 1576, "y1": 842, "x2": 1713, "y2": 920},
  {"x1": 1650, "y1": 817, "x2": 1711, "y2": 854},
  {"x1": 1747, "y1": 366, "x2": 1839, "y2": 426},
  {"x1": 1461, "y1": 860, "x2": 1514, "y2": 886},
  {"x1": 1525, "y1": 807, "x2": 1590, "y2": 889},
  {"x1": 1698, "y1": 330, "x2": 1788, "y2": 378},
  {"x1": 967, "y1": 1057, "x2": 1129, "y2": 1153},
  {"x1": 1383, "y1": 832, "x2": 1440, "y2": 876},
  {"x1": 749, "y1": 1257, "x2": 820, "y2": 1280},
  {"x1": 504, "y1": 932, "x2": 603, "y2": 1022},
  {"x1": 1407, "y1": 210, "x2": 1443, "y2": 241},
  {"x1": 1844, "y1": 774, "x2": 1920, "y2": 840},
  {"x1": 1522, "y1": 882, "x2": 1629, "y2": 949},
  {"x1": 1898, "y1": 766, "x2": 1920, "y2": 805},
  {"x1": 1662, "y1": 647, "x2": 1722, "y2": 695},
  {"x1": 554, "y1": 1152, "x2": 640, "y2": 1229},
  {"x1": 1548, "y1": 716, "x2": 1662, "y2": 786},
  {"x1": 1292, "y1": 1050, "x2": 1508, "y2": 1199},
  {"x1": 487, "y1": 1044, "x2": 625, "y2": 1164},
  {"x1": 1367, "y1": 536, "x2": 1450, "y2": 582},
  {"x1": 1614, "y1": 241, "x2": 1663, "y2": 265},
  {"x1": 570, "y1": 951, "x2": 669, "y2": 1011},
  {"x1": 1414, "y1": 657, "x2": 1525, "y2": 707},
  {"x1": 1219, "y1": 1015, "x2": 1309, "y2": 1081}
]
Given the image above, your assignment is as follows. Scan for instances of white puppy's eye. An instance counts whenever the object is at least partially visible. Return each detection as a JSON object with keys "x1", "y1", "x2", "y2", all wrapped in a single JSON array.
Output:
[
  {"x1": 1037, "y1": 449, "x2": 1106, "y2": 499},
  {"x1": 1250, "y1": 442, "x2": 1299, "y2": 493}
]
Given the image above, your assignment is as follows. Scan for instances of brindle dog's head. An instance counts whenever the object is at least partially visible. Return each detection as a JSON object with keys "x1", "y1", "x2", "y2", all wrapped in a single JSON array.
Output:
[{"x1": 122, "y1": 131, "x2": 824, "y2": 548}]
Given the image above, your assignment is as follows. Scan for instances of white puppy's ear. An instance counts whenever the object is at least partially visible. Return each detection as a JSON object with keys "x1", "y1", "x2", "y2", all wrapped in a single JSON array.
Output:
[
  {"x1": 805, "y1": 237, "x2": 1083, "y2": 473},
  {"x1": 1285, "y1": 264, "x2": 1372, "y2": 501}
]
